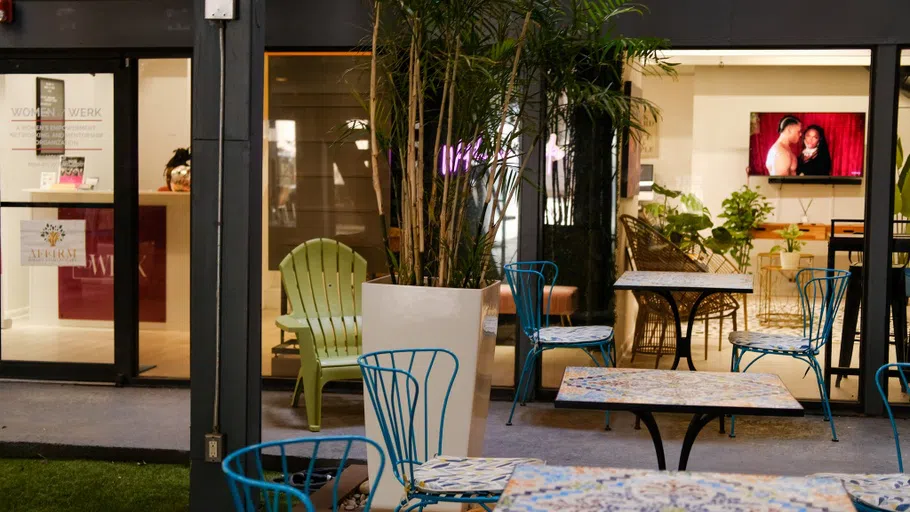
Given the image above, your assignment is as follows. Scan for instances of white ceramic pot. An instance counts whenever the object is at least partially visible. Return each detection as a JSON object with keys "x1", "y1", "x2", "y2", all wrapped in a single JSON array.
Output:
[
  {"x1": 780, "y1": 251, "x2": 801, "y2": 270},
  {"x1": 361, "y1": 277, "x2": 501, "y2": 511}
]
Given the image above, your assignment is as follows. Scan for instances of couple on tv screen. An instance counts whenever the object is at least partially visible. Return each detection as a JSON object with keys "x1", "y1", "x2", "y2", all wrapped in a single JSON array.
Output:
[{"x1": 765, "y1": 116, "x2": 831, "y2": 177}]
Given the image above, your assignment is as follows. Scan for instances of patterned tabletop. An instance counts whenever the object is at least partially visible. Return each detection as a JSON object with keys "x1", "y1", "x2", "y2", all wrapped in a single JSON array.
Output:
[
  {"x1": 555, "y1": 367, "x2": 803, "y2": 415},
  {"x1": 496, "y1": 465, "x2": 854, "y2": 512},
  {"x1": 613, "y1": 271, "x2": 754, "y2": 293}
]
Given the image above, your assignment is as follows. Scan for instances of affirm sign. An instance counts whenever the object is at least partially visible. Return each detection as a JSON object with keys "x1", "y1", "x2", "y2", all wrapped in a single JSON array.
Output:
[{"x1": 20, "y1": 220, "x2": 87, "y2": 267}]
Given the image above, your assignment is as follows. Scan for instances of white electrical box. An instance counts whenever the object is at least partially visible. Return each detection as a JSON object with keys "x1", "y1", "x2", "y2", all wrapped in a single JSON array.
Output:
[{"x1": 205, "y1": 0, "x2": 235, "y2": 20}]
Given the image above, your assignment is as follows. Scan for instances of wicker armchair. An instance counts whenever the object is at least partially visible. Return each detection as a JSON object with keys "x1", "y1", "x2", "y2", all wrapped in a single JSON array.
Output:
[{"x1": 619, "y1": 215, "x2": 740, "y2": 366}]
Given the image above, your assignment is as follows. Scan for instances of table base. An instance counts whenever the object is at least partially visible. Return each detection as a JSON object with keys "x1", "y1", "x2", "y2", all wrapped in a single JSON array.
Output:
[{"x1": 633, "y1": 411, "x2": 724, "y2": 470}]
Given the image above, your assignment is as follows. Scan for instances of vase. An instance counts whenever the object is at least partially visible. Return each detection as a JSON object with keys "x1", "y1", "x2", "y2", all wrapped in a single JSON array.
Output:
[
  {"x1": 780, "y1": 252, "x2": 801, "y2": 270},
  {"x1": 361, "y1": 277, "x2": 501, "y2": 511}
]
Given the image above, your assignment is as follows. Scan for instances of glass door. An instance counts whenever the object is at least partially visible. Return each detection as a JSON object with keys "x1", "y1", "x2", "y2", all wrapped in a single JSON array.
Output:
[{"x1": 0, "y1": 58, "x2": 131, "y2": 382}]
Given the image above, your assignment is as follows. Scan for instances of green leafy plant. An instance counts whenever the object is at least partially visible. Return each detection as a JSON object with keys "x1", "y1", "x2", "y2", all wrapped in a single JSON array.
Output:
[
  {"x1": 894, "y1": 137, "x2": 910, "y2": 218},
  {"x1": 718, "y1": 185, "x2": 774, "y2": 272},
  {"x1": 771, "y1": 224, "x2": 804, "y2": 254},
  {"x1": 642, "y1": 183, "x2": 732, "y2": 254},
  {"x1": 358, "y1": 0, "x2": 674, "y2": 288}
]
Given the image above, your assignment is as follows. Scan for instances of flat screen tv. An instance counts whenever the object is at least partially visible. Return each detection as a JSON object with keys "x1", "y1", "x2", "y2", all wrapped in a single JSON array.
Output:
[{"x1": 747, "y1": 112, "x2": 866, "y2": 183}]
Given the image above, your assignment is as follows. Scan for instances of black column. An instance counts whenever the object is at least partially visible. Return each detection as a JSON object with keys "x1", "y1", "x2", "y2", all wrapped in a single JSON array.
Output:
[
  {"x1": 190, "y1": 0, "x2": 264, "y2": 509},
  {"x1": 517, "y1": 77, "x2": 545, "y2": 396},
  {"x1": 862, "y1": 45, "x2": 900, "y2": 415}
]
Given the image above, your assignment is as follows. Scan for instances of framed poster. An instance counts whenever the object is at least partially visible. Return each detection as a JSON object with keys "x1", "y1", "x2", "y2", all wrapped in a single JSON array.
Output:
[
  {"x1": 58, "y1": 156, "x2": 85, "y2": 185},
  {"x1": 620, "y1": 81, "x2": 642, "y2": 198},
  {"x1": 36, "y1": 77, "x2": 65, "y2": 155},
  {"x1": 640, "y1": 115, "x2": 659, "y2": 159}
]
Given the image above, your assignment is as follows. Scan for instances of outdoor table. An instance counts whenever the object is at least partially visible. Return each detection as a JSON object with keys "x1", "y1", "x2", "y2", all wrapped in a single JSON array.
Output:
[
  {"x1": 555, "y1": 367, "x2": 804, "y2": 470},
  {"x1": 614, "y1": 270, "x2": 753, "y2": 371},
  {"x1": 496, "y1": 464, "x2": 854, "y2": 512}
]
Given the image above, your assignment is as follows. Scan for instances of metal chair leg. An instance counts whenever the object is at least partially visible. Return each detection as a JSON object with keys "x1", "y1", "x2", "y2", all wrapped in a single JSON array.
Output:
[
  {"x1": 811, "y1": 356, "x2": 838, "y2": 442},
  {"x1": 507, "y1": 349, "x2": 537, "y2": 426}
]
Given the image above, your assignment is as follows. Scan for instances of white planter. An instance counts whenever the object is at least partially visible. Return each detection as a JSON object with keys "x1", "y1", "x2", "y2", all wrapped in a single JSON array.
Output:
[
  {"x1": 361, "y1": 277, "x2": 501, "y2": 511},
  {"x1": 780, "y1": 252, "x2": 801, "y2": 270}
]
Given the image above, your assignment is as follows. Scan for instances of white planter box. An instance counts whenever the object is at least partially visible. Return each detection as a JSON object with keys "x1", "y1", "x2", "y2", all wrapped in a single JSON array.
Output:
[{"x1": 361, "y1": 277, "x2": 501, "y2": 511}]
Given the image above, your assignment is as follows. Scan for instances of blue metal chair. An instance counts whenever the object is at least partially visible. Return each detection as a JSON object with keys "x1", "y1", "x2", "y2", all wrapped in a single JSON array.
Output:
[
  {"x1": 504, "y1": 261, "x2": 616, "y2": 427},
  {"x1": 729, "y1": 268, "x2": 850, "y2": 441},
  {"x1": 222, "y1": 435, "x2": 385, "y2": 512},
  {"x1": 811, "y1": 364, "x2": 910, "y2": 511},
  {"x1": 359, "y1": 348, "x2": 543, "y2": 512}
]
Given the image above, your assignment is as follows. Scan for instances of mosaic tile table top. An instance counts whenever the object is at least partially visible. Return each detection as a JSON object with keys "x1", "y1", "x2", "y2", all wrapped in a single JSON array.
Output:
[
  {"x1": 496, "y1": 465, "x2": 855, "y2": 512},
  {"x1": 614, "y1": 271, "x2": 754, "y2": 294},
  {"x1": 556, "y1": 367, "x2": 803, "y2": 415}
]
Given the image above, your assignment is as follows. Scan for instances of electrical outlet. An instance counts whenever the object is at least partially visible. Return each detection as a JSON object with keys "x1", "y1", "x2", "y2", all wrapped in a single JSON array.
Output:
[
  {"x1": 204, "y1": 0, "x2": 235, "y2": 20},
  {"x1": 205, "y1": 433, "x2": 225, "y2": 463}
]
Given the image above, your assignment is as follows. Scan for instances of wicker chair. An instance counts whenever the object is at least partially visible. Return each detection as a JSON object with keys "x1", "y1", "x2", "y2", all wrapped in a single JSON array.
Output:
[{"x1": 620, "y1": 215, "x2": 740, "y2": 366}]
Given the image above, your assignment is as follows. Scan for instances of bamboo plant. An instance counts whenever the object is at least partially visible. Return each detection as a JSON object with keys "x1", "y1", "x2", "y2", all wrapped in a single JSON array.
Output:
[{"x1": 356, "y1": 0, "x2": 673, "y2": 288}]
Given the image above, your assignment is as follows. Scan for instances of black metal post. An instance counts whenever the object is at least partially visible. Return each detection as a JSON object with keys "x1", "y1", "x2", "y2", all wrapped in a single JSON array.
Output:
[
  {"x1": 861, "y1": 45, "x2": 900, "y2": 415},
  {"x1": 189, "y1": 0, "x2": 264, "y2": 509},
  {"x1": 517, "y1": 76, "x2": 545, "y2": 397}
]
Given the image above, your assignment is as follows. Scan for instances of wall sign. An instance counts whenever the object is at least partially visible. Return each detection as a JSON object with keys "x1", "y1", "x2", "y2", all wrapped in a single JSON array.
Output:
[
  {"x1": 36, "y1": 77, "x2": 65, "y2": 155},
  {"x1": 20, "y1": 219, "x2": 86, "y2": 267}
]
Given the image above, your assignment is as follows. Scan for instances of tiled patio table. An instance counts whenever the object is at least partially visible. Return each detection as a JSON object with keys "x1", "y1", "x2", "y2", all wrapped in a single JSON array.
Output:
[
  {"x1": 496, "y1": 464, "x2": 854, "y2": 512},
  {"x1": 556, "y1": 367, "x2": 804, "y2": 470},
  {"x1": 613, "y1": 270, "x2": 753, "y2": 371}
]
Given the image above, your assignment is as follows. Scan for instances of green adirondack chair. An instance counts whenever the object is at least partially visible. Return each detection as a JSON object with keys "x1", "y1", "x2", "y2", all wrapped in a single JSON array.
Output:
[{"x1": 277, "y1": 238, "x2": 367, "y2": 432}]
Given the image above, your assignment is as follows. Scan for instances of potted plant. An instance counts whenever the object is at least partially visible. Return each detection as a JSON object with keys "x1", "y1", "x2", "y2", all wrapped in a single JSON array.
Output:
[
  {"x1": 355, "y1": 1, "x2": 671, "y2": 507},
  {"x1": 641, "y1": 183, "x2": 733, "y2": 256},
  {"x1": 772, "y1": 224, "x2": 805, "y2": 270},
  {"x1": 719, "y1": 185, "x2": 774, "y2": 273}
]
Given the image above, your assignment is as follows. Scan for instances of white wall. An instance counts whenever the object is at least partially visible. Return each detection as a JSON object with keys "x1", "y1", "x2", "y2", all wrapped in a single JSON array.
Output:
[
  {"x1": 138, "y1": 59, "x2": 192, "y2": 191},
  {"x1": 641, "y1": 65, "x2": 872, "y2": 273}
]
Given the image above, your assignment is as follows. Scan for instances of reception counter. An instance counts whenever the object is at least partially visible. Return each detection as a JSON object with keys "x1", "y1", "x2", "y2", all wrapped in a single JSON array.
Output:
[{"x1": 25, "y1": 189, "x2": 190, "y2": 330}]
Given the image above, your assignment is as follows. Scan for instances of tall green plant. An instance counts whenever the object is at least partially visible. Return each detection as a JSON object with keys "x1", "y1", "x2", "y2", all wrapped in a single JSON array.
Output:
[
  {"x1": 358, "y1": 0, "x2": 673, "y2": 288},
  {"x1": 719, "y1": 185, "x2": 774, "y2": 272},
  {"x1": 642, "y1": 183, "x2": 732, "y2": 254}
]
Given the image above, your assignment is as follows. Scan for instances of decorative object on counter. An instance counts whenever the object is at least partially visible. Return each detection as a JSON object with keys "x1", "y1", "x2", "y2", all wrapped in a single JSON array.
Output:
[
  {"x1": 164, "y1": 148, "x2": 191, "y2": 192},
  {"x1": 641, "y1": 183, "x2": 733, "y2": 256},
  {"x1": 798, "y1": 198, "x2": 814, "y2": 225},
  {"x1": 58, "y1": 156, "x2": 85, "y2": 185},
  {"x1": 719, "y1": 185, "x2": 774, "y2": 273},
  {"x1": 77, "y1": 177, "x2": 99, "y2": 191},
  {"x1": 39, "y1": 171, "x2": 57, "y2": 190},
  {"x1": 771, "y1": 224, "x2": 806, "y2": 270}
]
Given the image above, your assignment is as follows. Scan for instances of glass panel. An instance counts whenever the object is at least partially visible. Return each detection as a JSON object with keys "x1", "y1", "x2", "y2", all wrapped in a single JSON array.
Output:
[
  {"x1": 887, "y1": 49, "x2": 910, "y2": 404},
  {"x1": 0, "y1": 72, "x2": 115, "y2": 365},
  {"x1": 1, "y1": 207, "x2": 115, "y2": 363},
  {"x1": 616, "y1": 50, "x2": 870, "y2": 402},
  {"x1": 136, "y1": 59, "x2": 192, "y2": 378},
  {"x1": 261, "y1": 54, "x2": 387, "y2": 378}
]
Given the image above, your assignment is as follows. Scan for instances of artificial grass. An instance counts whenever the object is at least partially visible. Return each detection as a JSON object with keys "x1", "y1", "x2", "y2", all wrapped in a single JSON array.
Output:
[{"x1": 0, "y1": 458, "x2": 190, "y2": 512}]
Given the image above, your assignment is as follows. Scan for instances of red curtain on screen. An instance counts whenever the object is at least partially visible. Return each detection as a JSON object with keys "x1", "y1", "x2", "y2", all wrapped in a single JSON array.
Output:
[{"x1": 748, "y1": 112, "x2": 866, "y2": 177}]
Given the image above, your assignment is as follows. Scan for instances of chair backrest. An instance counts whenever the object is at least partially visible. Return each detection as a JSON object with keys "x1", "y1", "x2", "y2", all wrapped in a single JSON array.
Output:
[
  {"x1": 222, "y1": 435, "x2": 386, "y2": 512},
  {"x1": 876, "y1": 363, "x2": 909, "y2": 472},
  {"x1": 358, "y1": 349, "x2": 458, "y2": 490},
  {"x1": 795, "y1": 268, "x2": 850, "y2": 352},
  {"x1": 619, "y1": 215, "x2": 706, "y2": 274},
  {"x1": 279, "y1": 238, "x2": 368, "y2": 357},
  {"x1": 504, "y1": 261, "x2": 558, "y2": 340}
]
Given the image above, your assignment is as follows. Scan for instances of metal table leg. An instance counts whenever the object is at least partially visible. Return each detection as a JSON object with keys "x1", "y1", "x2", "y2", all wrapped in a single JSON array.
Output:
[
  {"x1": 633, "y1": 411, "x2": 666, "y2": 470},
  {"x1": 657, "y1": 290, "x2": 714, "y2": 372},
  {"x1": 679, "y1": 412, "x2": 722, "y2": 470}
]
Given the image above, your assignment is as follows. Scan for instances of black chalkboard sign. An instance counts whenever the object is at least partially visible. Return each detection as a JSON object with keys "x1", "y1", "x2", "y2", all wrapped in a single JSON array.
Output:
[{"x1": 36, "y1": 77, "x2": 65, "y2": 155}]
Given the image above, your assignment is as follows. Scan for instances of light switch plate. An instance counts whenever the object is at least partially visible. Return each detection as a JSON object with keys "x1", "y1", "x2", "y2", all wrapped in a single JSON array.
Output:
[{"x1": 205, "y1": 0, "x2": 235, "y2": 20}]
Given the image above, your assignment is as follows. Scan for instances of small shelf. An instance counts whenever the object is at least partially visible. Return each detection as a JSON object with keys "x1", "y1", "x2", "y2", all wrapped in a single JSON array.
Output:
[{"x1": 767, "y1": 176, "x2": 862, "y2": 185}]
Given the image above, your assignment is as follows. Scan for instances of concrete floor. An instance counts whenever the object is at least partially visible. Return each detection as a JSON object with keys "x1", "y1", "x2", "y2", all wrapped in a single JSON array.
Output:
[{"x1": 0, "y1": 380, "x2": 906, "y2": 475}]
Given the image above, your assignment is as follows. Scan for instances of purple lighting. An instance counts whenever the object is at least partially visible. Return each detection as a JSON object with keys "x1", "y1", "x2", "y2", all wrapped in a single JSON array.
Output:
[{"x1": 439, "y1": 138, "x2": 511, "y2": 176}]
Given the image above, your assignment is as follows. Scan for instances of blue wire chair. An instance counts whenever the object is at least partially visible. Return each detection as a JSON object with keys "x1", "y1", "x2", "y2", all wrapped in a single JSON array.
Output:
[
  {"x1": 222, "y1": 435, "x2": 385, "y2": 512},
  {"x1": 811, "y1": 364, "x2": 910, "y2": 511},
  {"x1": 504, "y1": 261, "x2": 616, "y2": 427},
  {"x1": 359, "y1": 348, "x2": 543, "y2": 512},
  {"x1": 729, "y1": 268, "x2": 850, "y2": 441}
]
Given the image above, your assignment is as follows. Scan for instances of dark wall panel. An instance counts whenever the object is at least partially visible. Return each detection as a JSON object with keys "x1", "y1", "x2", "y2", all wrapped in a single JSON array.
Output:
[
  {"x1": 265, "y1": 0, "x2": 370, "y2": 49},
  {"x1": 0, "y1": 0, "x2": 193, "y2": 49}
]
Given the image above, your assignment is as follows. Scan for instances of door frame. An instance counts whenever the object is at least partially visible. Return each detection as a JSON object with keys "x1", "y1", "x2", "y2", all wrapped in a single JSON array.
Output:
[{"x1": 0, "y1": 57, "x2": 137, "y2": 384}]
